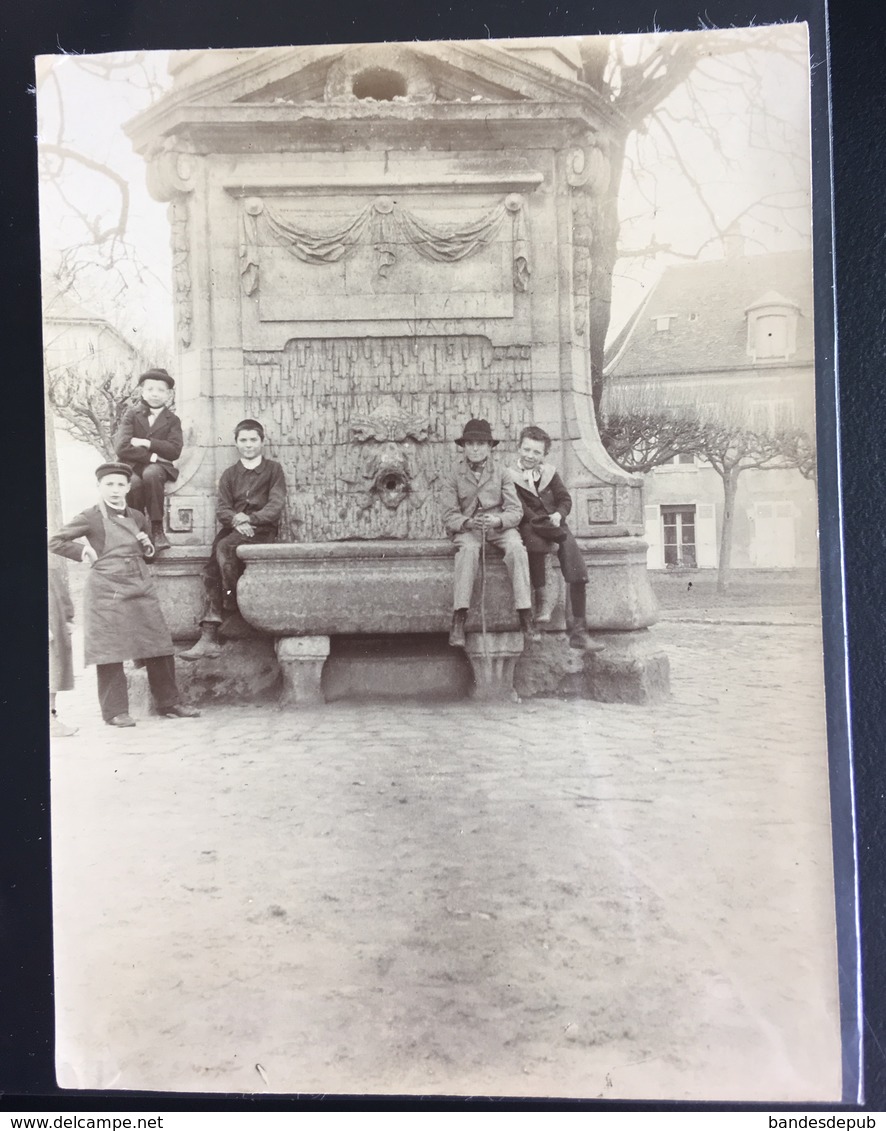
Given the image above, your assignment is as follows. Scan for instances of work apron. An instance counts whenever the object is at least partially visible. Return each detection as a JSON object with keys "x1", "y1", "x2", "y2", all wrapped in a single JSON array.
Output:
[{"x1": 83, "y1": 505, "x2": 174, "y2": 667}]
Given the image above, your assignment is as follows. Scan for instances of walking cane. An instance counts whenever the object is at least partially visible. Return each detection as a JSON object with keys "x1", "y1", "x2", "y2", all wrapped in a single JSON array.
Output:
[{"x1": 479, "y1": 521, "x2": 492, "y2": 683}]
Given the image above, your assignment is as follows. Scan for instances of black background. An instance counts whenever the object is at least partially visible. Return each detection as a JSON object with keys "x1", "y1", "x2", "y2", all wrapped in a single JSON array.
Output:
[{"x1": 1, "y1": 0, "x2": 883, "y2": 1112}]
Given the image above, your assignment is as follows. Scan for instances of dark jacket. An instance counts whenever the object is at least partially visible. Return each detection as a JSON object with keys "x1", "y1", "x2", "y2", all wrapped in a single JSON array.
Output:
[
  {"x1": 510, "y1": 462, "x2": 574, "y2": 554},
  {"x1": 217, "y1": 458, "x2": 287, "y2": 530},
  {"x1": 440, "y1": 458, "x2": 523, "y2": 535},
  {"x1": 49, "y1": 505, "x2": 155, "y2": 563},
  {"x1": 115, "y1": 402, "x2": 183, "y2": 481}
]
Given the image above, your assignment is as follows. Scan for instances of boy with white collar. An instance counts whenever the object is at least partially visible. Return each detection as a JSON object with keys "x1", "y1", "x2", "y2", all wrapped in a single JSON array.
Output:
[
  {"x1": 511, "y1": 425, "x2": 602, "y2": 651},
  {"x1": 114, "y1": 367, "x2": 183, "y2": 552},
  {"x1": 181, "y1": 419, "x2": 286, "y2": 660}
]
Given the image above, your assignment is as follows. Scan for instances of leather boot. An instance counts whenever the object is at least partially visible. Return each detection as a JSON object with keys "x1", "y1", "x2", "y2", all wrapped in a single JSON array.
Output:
[
  {"x1": 449, "y1": 608, "x2": 467, "y2": 648},
  {"x1": 518, "y1": 608, "x2": 541, "y2": 643},
  {"x1": 534, "y1": 585, "x2": 558, "y2": 624},
  {"x1": 151, "y1": 520, "x2": 171, "y2": 552},
  {"x1": 568, "y1": 617, "x2": 605, "y2": 652},
  {"x1": 179, "y1": 621, "x2": 223, "y2": 661}
]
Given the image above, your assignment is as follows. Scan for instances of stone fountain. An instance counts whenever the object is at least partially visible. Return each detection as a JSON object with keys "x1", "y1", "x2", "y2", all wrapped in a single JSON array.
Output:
[{"x1": 126, "y1": 38, "x2": 667, "y2": 704}]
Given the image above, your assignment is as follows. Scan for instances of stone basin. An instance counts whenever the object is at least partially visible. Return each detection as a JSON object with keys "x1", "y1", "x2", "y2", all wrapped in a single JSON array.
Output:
[{"x1": 236, "y1": 536, "x2": 657, "y2": 636}]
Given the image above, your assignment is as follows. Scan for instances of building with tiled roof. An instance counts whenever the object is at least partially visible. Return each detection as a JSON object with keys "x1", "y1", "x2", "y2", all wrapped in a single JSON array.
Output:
[
  {"x1": 605, "y1": 248, "x2": 818, "y2": 572},
  {"x1": 42, "y1": 288, "x2": 140, "y2": 381}
]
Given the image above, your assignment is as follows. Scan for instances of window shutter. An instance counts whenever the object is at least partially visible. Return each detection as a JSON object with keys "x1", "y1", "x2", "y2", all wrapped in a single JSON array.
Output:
[
  {"x1": 695, "y1": 503, "x2": 718, "y2": 568},
  {"x1": 644, "y1": 505, "x2": 662, "y2": 569}
]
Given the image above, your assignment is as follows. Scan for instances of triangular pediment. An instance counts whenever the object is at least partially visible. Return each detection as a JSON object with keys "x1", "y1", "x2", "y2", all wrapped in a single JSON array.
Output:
[{"x1": 157, "y1": 38, "x2": 598, "y2": 110}]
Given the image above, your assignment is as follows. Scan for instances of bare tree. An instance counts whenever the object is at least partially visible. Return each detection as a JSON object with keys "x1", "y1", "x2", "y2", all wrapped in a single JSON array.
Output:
[
  {"x1": 697, "y1": 418, "x2": 815, "y2": 592},
  {"x1": 46, "y1": 337, "x2": 175, "y2": 459},
  {"x1": 578, "y1": 25, "x2": 811, "y2": 420},
  {"x1": 600, "y1": 387, "x2": 706, "y2": 473},
  {"x1": 36, "y1": 53, "x2": 173, "y2": 332},
  {"x1": 601, "y1": 389, "x2": 816, "y2": 592}
]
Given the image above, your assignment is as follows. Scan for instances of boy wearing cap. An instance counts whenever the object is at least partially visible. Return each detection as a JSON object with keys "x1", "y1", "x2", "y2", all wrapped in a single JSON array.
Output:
[
  {"x1": 114, "y1": 367, "x2": 183, "y2": 551},
  {"x1": 510, "y1": 425, "x2": 602, "y2": 651},
  {"x1": 49, "y1": 462, "x2": 200, "y2": 727},
  {"x1": 181, "y1": 419, "x2": 286, "y2": 660},
  {"x1": 440, "y1": 417, "x2": 536, "y2": 648}
]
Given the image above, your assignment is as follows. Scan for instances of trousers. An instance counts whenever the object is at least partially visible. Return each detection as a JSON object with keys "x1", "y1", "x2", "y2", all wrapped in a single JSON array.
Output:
[
  {"x1": 201, "y1": 525, "x2": 278, "y2": 620},
  {"x1": 451, "y1": 527, "x2": 532, "y2": 611},
  {"x1": 96, "y1": 654, "x2": 179, "y2": 721},
  {"x1": 127, "y1": 463, "x2": 175, "y2": 521}
]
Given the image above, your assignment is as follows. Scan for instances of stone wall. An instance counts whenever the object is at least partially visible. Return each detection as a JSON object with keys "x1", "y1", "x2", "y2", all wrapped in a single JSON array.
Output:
[{"x1": 245, "y1": 336, "x2": 531, "y2": 541}]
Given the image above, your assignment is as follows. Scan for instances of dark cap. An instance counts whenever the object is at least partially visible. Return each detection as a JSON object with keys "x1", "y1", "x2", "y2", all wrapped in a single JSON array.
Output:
[
  {"x1": 529, "y1": 514, "x2": 568, "y2": 543},
  {"x1": 454, "y1": 418, "x2": 499, "y2": 447},
  {"x1": 138, "y1": 368, "x2": 175, "y2": 389},
  {"x1": 95, "y1": 462, "x2": 134, "y2": 482}
]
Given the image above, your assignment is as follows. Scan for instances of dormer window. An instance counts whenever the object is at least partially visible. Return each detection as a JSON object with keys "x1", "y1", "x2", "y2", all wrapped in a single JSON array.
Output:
[
  {"x1": 653, "y1": 314, "x2": 676, "y2": 333},
  {"x1": 745, "y1": 290, "x2": 800, "y2": 362}
]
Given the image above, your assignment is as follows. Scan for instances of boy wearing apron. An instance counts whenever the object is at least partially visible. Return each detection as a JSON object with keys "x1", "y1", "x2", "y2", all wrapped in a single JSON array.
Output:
[{"x1": 49, "y1": 463, "x2": 200, "y2": 727}]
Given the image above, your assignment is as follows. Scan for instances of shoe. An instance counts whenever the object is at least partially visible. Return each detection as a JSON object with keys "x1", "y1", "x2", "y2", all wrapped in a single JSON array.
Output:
[
  {"x1": 106, "y1": 713, "x2": 136, "y2": 728},
  {"x1": 162, "y1": 703, "x2": 201, "y2": 718},
  {"x1": 179, "y1": 621, "x2": 223, "y2": 661},
  {"x1": 534, "y1": 585, "x2": 557, "y2": 624},
  {"x1": 50, "y1": 713, "x2": 78, "y2": 737},
  {"x1": 448, "y1": 608, "x2": 467, "y2": 648},
  {"x1": 151, "y1": 521, "x2": 171, "y2": 552},
  {"x1": 568, "y1": 618, "x2": 605, "y2": 652},
  {"x1": 518, "y1": 608, "x2": 541, "y2": 643}
]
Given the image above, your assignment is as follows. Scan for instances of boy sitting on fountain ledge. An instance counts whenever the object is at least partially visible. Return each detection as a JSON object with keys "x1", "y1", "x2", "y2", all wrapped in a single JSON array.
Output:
[
  {"x1": 441, "y1": 418, "x2": 538, "y2": 649},
  {"x1": 181, "y1": 419, "x2": 286, "y2": 661},
  {"x1": 114, "y1": 367, "x2": 183, "y2": 552},
  {"x1": 510, "y1": 424, "x2": 604, "y2": 653}
]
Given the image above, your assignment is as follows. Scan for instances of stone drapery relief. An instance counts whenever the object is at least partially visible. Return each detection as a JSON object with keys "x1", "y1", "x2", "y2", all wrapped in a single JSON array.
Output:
[
  {"x1": 238, "y1": 194, "x2": 530, "y2": 297},
  {"x1": 146, "y1": 141, "x2": 196, "y2": 350},
  {"x1": 169, "y1": 196, "x2": 193, "y2": 349},
  {"x1": 567, "y1": 144, "x2": 610, "y2": 340}
]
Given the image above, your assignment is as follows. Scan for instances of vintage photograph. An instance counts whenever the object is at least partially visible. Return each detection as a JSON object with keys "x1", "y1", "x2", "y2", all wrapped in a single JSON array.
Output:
[{"x1": 39, "y1": 27, "x2": 847, "y2": 1101}]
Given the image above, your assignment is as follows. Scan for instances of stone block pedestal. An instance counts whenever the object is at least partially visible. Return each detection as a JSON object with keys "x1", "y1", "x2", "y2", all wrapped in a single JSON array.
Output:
[
  {"x1": 276, "y1": 636, "x2": 331, "y2": 706},
  {"x1": 463, "y1": 630, "x2": 526, "y2": 701},
  {"x1": 127, "y1": 638, "x2": 281, "y2": 714},
  {"x1": 584, "y1": 630, "x2": 670, "y2": 705}
]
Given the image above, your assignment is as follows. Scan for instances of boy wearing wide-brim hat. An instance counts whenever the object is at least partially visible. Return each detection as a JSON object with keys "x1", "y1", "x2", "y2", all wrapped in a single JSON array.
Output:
[
  {"x1": 510, "y1": 425, "x2": 603, "y2": 651},
  {"x1": 48, "y1": 462, "x2": 200, "y2": 727},
  {"x1": 114, "y1": 367, "x2": 183, "y2": 552},
  {"x1": 440, "y1": 418, "x2": 537, "y2": 648}
]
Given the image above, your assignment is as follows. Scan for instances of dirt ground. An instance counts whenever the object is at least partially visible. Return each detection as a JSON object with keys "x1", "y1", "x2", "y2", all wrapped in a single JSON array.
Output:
[{"x1": 48, "y1": 610, "x2": 842, "y2": 1103}]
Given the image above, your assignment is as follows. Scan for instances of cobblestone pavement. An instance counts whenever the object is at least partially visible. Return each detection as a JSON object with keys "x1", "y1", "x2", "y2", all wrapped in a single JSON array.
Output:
[{"x1": 49, "y1": 619, "x2": 842, "y2": 1102}]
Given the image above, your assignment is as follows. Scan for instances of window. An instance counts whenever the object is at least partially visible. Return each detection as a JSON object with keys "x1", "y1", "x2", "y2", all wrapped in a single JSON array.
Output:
[
  {"x1": 661, "y1": 504, "x2": 697, "y2": 568},
  {"x1": 653, "y1": 314, "x2": 677, "y2": 332},
  {"x1": 745, "y1": 291, "x2": 800, "y2": 361},
  {"x1": 655, "y1": 453, "x2": 697, "y2": 472},
  {"x1": 751, "y1": 398, "x2": 795, "y2": 432},
  {"x1": 755, "y1": 314, "x2": 789, "y2": 358}
]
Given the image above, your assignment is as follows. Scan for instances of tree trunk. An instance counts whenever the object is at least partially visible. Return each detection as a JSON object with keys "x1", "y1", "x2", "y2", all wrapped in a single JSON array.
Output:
[{"x1": 716, "y1": 468, "x2": 740, "y2": 594}]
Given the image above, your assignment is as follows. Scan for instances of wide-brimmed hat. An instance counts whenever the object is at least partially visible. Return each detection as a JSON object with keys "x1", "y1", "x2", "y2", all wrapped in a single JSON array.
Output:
[
  {"x1": 454, "y1": 418, "x2": 499, "y2": 447},
  {"x1": 529, "y1": 514, "x2": 568, "y2": 543},
  {"x1": 138, "y1": 367, "x2": 175, "y2": 389},
  {"x1": 95, "y1": 462, "x2": 133, "y2": 482}
]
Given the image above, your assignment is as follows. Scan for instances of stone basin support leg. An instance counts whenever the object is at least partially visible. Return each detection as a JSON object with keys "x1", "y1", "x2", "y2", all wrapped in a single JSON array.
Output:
[
  {"x1": 464, "y1": 630, "x2": 525, "y2": 702},
  {"x1": 276, "y1": 636, "x2": 331, "y2": 706}
]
